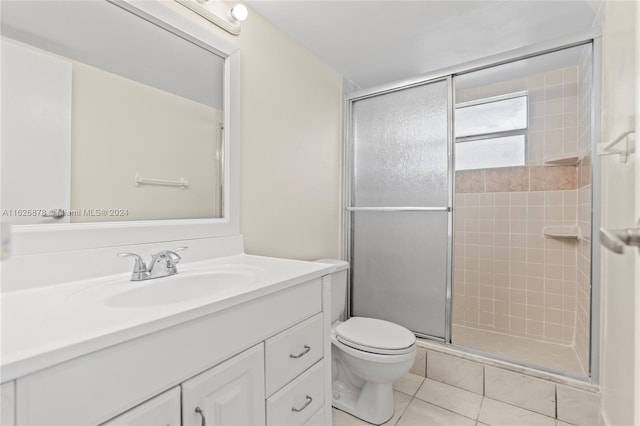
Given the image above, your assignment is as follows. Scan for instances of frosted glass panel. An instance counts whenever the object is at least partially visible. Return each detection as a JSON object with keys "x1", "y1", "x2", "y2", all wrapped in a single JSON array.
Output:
[
  {"x1": 456, "y1": 135, "x2": 526, "y2": 170},
  {"x1": 352, "y1": 80, "x2": 449, "y2": 207},
  {"x1": 351, "y1": 211, "x2": 448, "y2": 338}
]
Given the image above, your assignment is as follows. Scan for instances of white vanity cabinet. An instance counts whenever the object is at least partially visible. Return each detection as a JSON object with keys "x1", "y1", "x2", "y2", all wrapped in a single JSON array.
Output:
[
  {"x1": 181, "y1": 344, "x2": 265, "y2": 426},
  {"x1": 100, "y1": 387, "x2": 180, "y2": 426},
  {"x1": 9, "y1": 276, "x2": 331, "y2": 426},
  {"x1": 1, "y1": 382, "x2": 15, "y2": 426}
]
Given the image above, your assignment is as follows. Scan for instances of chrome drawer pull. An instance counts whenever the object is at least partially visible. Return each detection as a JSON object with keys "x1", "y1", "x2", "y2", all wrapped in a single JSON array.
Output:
[
  {"x1": 291, "y1": 395, "x2": 313, "y2": 412},
  {"x1": 195, "y1": 407, "x2": 206, "y2": 426},
  {"x1": 290, "y1": 345, "x2": 311, "y2": 359}
]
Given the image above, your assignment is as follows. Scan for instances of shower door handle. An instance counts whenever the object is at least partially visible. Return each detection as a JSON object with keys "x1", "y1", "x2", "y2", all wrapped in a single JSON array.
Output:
[
  {"x1": 600, "y1": 223, "x2": 640, "y2": 254},
  {"x1": 346, "y1": 207, "x2": 451, "y2": 212}
]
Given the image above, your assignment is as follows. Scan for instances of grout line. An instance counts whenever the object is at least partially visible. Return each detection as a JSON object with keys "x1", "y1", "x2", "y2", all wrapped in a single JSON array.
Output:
[
  {"x1": 555, "y1": 384, "x2": 558, "y2": 419},
  {"x1": 482, "y1": 364, "x2": 486, "y2": 396},
  {"x1": 393, "y1": 395, "x2": 413, "y2": 425},
  {"x1": 477, "y1": 396, "x2": 485, "y2": 422}
]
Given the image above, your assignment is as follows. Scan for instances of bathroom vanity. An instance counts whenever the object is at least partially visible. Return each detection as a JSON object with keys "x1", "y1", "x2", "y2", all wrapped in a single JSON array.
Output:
[{"x1": 0, "y1": 255, "x2": 334, "y2": 425}]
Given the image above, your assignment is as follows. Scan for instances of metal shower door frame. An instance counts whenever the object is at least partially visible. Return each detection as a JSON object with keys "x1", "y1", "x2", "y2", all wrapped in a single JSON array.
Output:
[
  {"x1": 343, "y1": 76, "x2": 454, "y2": 342},
  {"x1": 342, "y1": 28, "x2": 602, "y2": 383}
]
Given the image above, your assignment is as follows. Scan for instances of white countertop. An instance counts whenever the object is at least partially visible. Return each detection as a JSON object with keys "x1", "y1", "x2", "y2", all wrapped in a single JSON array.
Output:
[{"x1": 1, "y1": 254, "x2": 335, "y2": 381}]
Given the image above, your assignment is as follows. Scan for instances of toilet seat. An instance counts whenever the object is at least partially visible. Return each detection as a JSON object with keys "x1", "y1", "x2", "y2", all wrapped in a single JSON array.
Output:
[{"x1": 335, "y1": 317, "x2": 416, "y2": 355}]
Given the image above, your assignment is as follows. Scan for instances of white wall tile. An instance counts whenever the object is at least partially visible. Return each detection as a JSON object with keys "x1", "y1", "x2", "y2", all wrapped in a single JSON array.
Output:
[
  {"x1": 484, "y1": 366, "x2": 556, "y2": 417},
  {"x1": 415, "y1": 379, "x2": 483, "y2": 420},
  {"x1": 426, "y1": 350, "x2": 483, "y2": 395},
  {"x1": 557, "y1": 385, "x2": 600, "y2": 426},
  {"x1": 410, "y1": 346, "x2": 427, "y2": 376}
]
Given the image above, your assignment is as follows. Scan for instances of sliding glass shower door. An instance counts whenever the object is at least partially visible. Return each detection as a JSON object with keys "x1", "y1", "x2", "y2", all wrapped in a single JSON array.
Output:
[{"x1": 348, "y1": 78, "x2": 452, "y2": 339}]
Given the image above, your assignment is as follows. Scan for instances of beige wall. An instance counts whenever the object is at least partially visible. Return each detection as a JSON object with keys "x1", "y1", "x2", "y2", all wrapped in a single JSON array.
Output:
[
  {"x1": 71, "y1": 61, "x2": 223, "y2": 222},
  {"x1": 598, "y1": 0, "x2": 638, "y2": 424},
  {"x1": 199, "y1": 6, "x2": 343, "y2": 260}
]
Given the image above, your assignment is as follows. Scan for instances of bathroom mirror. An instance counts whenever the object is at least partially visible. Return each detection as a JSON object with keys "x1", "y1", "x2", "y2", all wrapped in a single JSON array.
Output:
[
  {"x1": 1, "y1": 0, "x2": 226, "y2": 225},
  {"x1": 1, "y1": 0, "x2": 240, "y2": 255}
]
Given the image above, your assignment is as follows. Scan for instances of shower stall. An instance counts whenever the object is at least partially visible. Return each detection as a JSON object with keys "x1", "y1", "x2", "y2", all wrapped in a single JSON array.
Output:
[{"x1": 344, "y1": 38, "x2": 598, "y2": 380}]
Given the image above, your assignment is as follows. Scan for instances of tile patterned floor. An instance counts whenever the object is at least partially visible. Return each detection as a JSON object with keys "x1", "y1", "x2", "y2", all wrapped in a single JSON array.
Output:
[
  {"x1": 452, "y1": 325, "x2": 586, "y2": 376},
  {"x1": 333, "y1": 372, "x2": 573, "y2": 426}
]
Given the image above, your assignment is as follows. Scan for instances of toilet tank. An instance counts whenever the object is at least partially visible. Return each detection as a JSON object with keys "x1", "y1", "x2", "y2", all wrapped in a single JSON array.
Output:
[{"x1": 314, "y1": 259, "x2": 349, "y2": 323}]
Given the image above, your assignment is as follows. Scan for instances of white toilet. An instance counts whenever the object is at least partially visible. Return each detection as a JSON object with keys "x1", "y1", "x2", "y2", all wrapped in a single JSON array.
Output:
[{"x1": 315, "y1": 259, "x2": 416, "y2": 425}]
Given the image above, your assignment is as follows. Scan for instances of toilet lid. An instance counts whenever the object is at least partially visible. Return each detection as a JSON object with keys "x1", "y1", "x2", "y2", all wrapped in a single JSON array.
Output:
[{"x1": 336, "y1": 317, "x2": 416, "y2": 355}]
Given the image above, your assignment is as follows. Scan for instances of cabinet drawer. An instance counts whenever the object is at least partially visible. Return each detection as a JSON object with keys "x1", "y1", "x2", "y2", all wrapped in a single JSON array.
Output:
[
  {"x1": 303, "y1": 408, "x2": 325, "y2": 426},
  {"x1": 100, "y1": 387, "x2": 180, "y2": 426},
  {"x1": 266, "y1": 361, "x2": 324, "y2": 426},
  {"x1": 265, "y1": 313, "x2": 324, "y2": 395}
]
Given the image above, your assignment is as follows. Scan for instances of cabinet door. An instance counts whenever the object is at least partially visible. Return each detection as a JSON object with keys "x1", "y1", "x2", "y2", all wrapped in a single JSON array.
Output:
[
  {"x1": 100, "y1": 387, "x2": 180, "y2": 426},
  {"x1": 1, "y1": 382, "x2": 15, "y2": 426},
  {"x1": 182, "y1": 344, "x2": 265, "y2": 426}
]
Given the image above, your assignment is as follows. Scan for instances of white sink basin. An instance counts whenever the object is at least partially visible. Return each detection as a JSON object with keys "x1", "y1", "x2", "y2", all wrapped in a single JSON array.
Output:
[{"x1": 105, "y1": 266, "x2": 265, "y2": 308}]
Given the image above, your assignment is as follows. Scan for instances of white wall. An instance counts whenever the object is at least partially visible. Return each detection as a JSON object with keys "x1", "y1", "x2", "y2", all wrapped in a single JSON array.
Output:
[
  {"x1": 1, "y1": 39, "x2": 72, "y2": 225},
  {"x1": 597, "y1": 0, "x2": 638, "y2": 424},
  {"x1": 194, "y1": 7, "x2": 343, "y2": 260}
]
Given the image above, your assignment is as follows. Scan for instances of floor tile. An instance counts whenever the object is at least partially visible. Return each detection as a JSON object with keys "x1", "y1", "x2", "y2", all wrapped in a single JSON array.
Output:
[
  {"x1": 333, "y1": 408, "x2": 370, "y2": 425},
  {"x1": 415, "y1": 378, "x2": 483, "y2": 420},
  {"x1": 477, "y1": 397, "x2": 556, "y2": 426},
  {"x1": 333, "y1": 391, "x2": 412, "y2": 426},
  {"x1": 393, "y1": 372, "x2": 425, "y2": 396},
  {"x1": 397, "y1": 398, "x2": 475, "y2": 426},
  {"x1": 386, "y1": 391, "x2": 413, "y2": 425}
]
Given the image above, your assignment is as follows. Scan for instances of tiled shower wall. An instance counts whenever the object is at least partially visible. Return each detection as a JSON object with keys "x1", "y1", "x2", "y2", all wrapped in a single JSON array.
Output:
[
  {"x1": 452, "y1": 60, "x2": 592, "y2": 373},
  {"x1": 453, "y1": 183, "x2": 578, "y2": 345}
]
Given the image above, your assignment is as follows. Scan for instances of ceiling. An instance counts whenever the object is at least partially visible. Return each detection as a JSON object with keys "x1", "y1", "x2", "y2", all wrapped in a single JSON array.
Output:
[{"x1": 245, "y1": 1, "x2": 598, "y2": 90}]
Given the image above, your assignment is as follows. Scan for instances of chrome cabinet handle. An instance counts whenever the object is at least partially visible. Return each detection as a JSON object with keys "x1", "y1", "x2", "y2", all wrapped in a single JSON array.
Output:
[
  {"x1": 195, "y1": 407, "x2": 206, "y2": 426},
  {"x1": 291, "y1": 395, "x2": 312, "y2": 413},
  {"x1": 289, "y1": 345, "x2": 311, "y2": 359}
]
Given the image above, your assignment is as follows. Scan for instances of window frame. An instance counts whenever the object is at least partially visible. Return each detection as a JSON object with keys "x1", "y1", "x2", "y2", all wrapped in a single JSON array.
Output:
[{"x1": 454, "y1": 91, "x2": 528, "y2": 170}]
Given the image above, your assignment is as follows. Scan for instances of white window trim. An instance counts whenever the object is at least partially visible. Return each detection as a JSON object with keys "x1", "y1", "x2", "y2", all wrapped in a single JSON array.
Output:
[{"x1": 455, "y1": 91, "x2": 529, "y2": 169}]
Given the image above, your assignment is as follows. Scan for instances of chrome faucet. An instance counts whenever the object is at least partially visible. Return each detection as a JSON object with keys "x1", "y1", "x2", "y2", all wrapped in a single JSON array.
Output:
[{"x1": 118, "y1": 247, "x2": 188, "y2": 281}]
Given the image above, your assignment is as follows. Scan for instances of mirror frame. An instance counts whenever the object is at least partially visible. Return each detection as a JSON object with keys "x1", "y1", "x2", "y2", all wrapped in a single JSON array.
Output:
[{"x1": 8, "y1": 0, "x2": 240, "y2": 256}]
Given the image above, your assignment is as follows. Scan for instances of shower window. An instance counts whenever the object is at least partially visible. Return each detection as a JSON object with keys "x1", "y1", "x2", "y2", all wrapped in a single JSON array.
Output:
[{"x1": 455, "y1": 92, "x2": 528, "y2": 170}]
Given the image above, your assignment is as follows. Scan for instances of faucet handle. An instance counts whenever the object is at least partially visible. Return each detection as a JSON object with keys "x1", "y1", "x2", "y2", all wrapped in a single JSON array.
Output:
[
  {"x1": 167, "y1": 246, "x2": 188, "y2": 263},
  {"x1": 118, "y1": 252, "x2": 148, "y2": 274}
]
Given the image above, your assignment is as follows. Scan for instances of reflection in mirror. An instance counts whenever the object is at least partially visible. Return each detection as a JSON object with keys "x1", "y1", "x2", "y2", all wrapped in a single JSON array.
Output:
[{"x1": 1, "y1": 0, "x2": 225, "y2": 225}]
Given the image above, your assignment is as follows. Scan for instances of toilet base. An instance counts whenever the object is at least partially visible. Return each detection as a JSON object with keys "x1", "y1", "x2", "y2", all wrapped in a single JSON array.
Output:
[{"x1": 332, "y1": 379, "x2": 394, "y2": 425}]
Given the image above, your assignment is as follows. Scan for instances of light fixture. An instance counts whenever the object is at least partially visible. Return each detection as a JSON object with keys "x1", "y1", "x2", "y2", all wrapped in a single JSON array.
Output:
[
  {"x1": 175, "y1": 0, "x2": 249, "y2": 36},
  {"x1": 229, "y1": 4, "x2": 248, "y2": 22}
]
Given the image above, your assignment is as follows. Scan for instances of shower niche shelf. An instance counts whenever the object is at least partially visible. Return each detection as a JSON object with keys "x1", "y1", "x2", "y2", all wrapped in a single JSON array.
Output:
[
  {"x1": 543, "y1": 225, "x2": 580, "y2": 239},
  {"x1": 544, "y1": 153, "x2": 579, "y2": 166}
]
